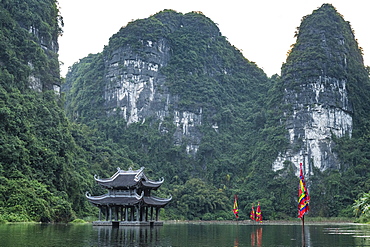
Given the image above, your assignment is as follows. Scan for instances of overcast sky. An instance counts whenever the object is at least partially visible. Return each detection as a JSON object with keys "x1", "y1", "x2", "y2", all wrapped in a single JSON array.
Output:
[{"x1": 57, "y1": 0, "x2": 370, "y2": 77}]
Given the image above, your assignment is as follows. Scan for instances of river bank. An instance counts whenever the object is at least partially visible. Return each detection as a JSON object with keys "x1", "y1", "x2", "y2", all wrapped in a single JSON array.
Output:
[{"x1": 164, "y1": 218, "x2": 358, "y2": 225}]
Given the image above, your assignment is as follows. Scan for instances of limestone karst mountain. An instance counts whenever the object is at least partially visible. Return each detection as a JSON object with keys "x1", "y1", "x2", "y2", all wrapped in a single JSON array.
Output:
[
  {"x1": 63, "y1": 9, "x2": 269, "y2": 158},
  {"x1": 273, "y1": 4, "x2": 370, "y2": 176},
  {"x1": 64, "y1": 5, "x2": 370, "y2": 180},
  {"x1": 63, "y1": 5, "x2": 370, "y2": 219},
  {"x1": 2, "y1": 1, "x2": 370, "y2": 221}
]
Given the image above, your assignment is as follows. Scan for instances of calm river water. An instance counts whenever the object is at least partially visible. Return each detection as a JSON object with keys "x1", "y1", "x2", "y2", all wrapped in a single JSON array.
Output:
[{"x1": 0, "y1": 222, "x2": 369, "y2": 246}]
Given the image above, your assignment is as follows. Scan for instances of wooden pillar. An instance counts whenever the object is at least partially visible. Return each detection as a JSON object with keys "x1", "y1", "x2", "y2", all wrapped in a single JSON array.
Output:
[
  {"x1": 120, "y1": 207, "x2": 123, "y2": 221},
  {"x1": 125, "y1": 207, "x2": 128, "y2": 221},
  {"x1": 142, "y1": 207, "x2": 144, "y2": 221},
  {"x1": 109, "y1": 206, "x2": 112, "y2": 221},
  {"x1": 155, "y1": 207, "x2": 160, "y2": 221},
  {"x1": 145, "y1": 207, "x2": 148, "y2": 221},
  {"x1": 130, "y1": 207, "x2": 134, "y2": 221},
  {"x1": 136, "y1": 206, "x2": 139, "y2": 221},
  {"x1": 150, "y1": 207, "x2": 153, "y2": 221},
  {"x1": 106, "y1": 206, "x2": 109, "y2": 221},
  {"x1": 115, "y1": 206, "x2": 118, "y2": 221}
]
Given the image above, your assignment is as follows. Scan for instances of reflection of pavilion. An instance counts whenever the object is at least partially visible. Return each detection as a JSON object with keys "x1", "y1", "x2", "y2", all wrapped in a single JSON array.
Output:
[
  {"x1": 86, "y1": 167, "x2": 171, "y2": 226},
  {"x1": 94, "y1": 225, "x2": 161, "y2": 245}
]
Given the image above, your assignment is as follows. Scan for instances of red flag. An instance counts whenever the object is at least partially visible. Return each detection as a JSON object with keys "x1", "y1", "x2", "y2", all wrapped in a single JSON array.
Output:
[
  {"x1": 255, "y1": 202, "x2": 262, "y2": 222},
  {"x1": 298, "y1": 163, "x2": 310, "y2": 218},
  {"x1": 233, "y1": 195, "x2": 239, "y2": 219},
  {"x1": 250, "y1": 205, "x2": 256, "y2": 221}
]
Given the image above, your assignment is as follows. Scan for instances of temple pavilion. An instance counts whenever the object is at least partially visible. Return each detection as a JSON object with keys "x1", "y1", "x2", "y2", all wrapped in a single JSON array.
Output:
[{"x1": 86, "y1": 167, "x2": 171, "y2": 226}]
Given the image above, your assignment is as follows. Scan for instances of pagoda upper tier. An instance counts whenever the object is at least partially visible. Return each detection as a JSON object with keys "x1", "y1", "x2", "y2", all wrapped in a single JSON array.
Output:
[{"x1": 94, "y1": 167, "x2": 164, "y2": 189}]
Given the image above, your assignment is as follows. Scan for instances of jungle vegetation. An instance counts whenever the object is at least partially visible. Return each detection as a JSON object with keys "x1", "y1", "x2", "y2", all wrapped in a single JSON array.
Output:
[{"x1": 1, "y1": 1, "x2": 370, "y2": 223}]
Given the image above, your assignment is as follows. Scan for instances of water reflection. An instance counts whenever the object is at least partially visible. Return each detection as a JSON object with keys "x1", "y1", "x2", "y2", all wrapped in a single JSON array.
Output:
[
  {"x1": 233, "y1": 237, "x2": 239, "y2": 247},
  {"x1": 250, "y1": 227, "x2": 263, "y2": 247},
  {"x1": 94, "y1": 226, "x2": 161, "y2": 246},
  {"x1": 0, "y1": 223, "x2": 367, "y2": 246},
  {"x1": 324, "y1": 226, "x2": 370, "y2": 246},
  {"x1": 305, "y1": 225, "x2": 311, "y2": 247}
]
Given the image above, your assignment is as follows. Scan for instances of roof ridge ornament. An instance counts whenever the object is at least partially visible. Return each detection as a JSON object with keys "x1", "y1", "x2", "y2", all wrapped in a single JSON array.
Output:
[
  {"x1": 136, "y1": 191, "x2": 144, "y2": 200},
  {"x1": 134, "y1": 167, "x2": 145, "y2": 181}
]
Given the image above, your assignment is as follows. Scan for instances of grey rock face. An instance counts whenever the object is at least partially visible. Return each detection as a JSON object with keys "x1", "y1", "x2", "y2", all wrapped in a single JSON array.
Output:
[
  {"x1": 104, "y1": 39, "x2": 170, "y2": 124},
  {"x1": 273, "y1": 76, "x2": 353, "y2": 175},
  {"x1": 273, "y1": 4, "x2": 357, "y2": 176},
  {"x1": 28, "y1": 25, "x2": 60, "y2": 92},
  {"x1": 103, "y1": 38, "x2": 202, "y2": 154}
]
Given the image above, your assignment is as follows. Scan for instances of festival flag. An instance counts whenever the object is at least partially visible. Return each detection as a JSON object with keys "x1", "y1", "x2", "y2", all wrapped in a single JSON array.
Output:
[
  {"x1": 298, "y1": 163, "x2": 310, "y2": 218},
  {"x1": 233, "y1": 195, "x2": 239, "y2": 219},
  {"x1": 255, "y1": 202, "x2": 262, "y2": 222},
  {"x1": 250, "y1": 204, "x2": 256, "y2": 221}
]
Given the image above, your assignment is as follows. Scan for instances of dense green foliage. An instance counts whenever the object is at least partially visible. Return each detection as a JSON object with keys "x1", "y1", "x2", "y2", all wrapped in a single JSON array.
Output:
[
  {"x1": 281, "y1": 4, "x2": 370, "y2": 218},
  {"x1": 64, "y1": 10, "x2": 295, "y2": 221},
  {"x1": 0, "y1": 0, "x2": 61, "y2": 91},
  {"x1": 57, "y1": 6, "x2": 370, "y2": 221},
  {"x1": 0, "y1": 87, "x2": 83, "y2": 222},
  {"x1": 283, "y1": 4, "x2": 370, "y2": 135},
  {"x1": 0, "y1": 0, "x2": 114, "y2": 222},
  {"x1": 2, "y1": 2, "x2": 370, "y2": 223},
  {"x1": 353, "y1": 191, "x2": 370, "y2": 223}
]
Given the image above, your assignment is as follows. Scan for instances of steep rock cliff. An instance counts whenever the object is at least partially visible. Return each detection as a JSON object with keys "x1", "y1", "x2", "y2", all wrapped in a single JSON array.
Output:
[
  {"x1": 273, "y1": 4, "x2": 367, "y2": 175},
  {"x1": 0, "y1": 0, "x2": 62, "y2": 92},
  {"x1": 103, "y1": 37, "x2": 203, "y2": 154},
  {"x1": 64, "y1": 10, "x2": 268, "y2": 156},
  {"x1": 0, "y1": 0, "x2": 85, "y2": 223}
]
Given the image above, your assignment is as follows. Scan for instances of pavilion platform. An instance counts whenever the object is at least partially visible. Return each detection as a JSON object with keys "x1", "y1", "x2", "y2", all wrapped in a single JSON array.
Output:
[{"x1": 92, "y1": 220, "x2": 163, "y2": 227}]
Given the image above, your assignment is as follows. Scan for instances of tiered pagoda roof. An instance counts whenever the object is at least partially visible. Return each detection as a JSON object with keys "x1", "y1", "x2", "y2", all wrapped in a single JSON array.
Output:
[
  {"x1": 93, "y1": 167, "x2": 164, "y2": 189},
  {"x1": 86, "y1": 191, "x2": 144, "y2": 206},
  {"x1": 86, "y1": 167, "x2": 171, "y2": 207}
]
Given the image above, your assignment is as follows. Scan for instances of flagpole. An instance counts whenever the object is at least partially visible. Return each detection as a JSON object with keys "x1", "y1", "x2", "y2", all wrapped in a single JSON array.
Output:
[
  {"x1": 298, "y1": 162, "x2": 309, "y2": 247},
  {"x1": 233, "y1": 194, "x2": 239, "y2": 224},
  {"x1": 301, "y1": 215, "x2": 305, "y2": 247}
]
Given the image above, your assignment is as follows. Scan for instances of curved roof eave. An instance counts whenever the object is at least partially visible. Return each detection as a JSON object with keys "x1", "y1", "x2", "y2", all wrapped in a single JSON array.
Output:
[
  {"x1": 142, "y1": 177, "x2": 165, "y2": 187},
  {"x1": 85, "y1": 191, "x2": 144, "y2": 206},
  {"x1": 143, "y1": 194, "x2": 172, "y2": 206},
  {"x1": 94, "y1": 167, "x2": 145, "y2": 183}
]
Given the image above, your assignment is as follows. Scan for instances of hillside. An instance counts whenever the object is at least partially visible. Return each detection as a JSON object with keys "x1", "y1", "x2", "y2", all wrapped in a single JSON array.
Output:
[
  {"x1": 0, "y1": 0, "x2": 78, "y2": 222},
  {"x1": 274, "y1": 4, "x2": 370, "y2": 217},
  {"x1": 0, "y1": 0, "x2": 125, "y2": 222},
  {"x1": 64, "y1": 5, "x2": 370, "y2": 219},
  {"x1": 1, "y1": 2, "x2": 370, "y2": 222},
  {"x1": 63, "y1": 10, "x2": 288, "y2": 219}
]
